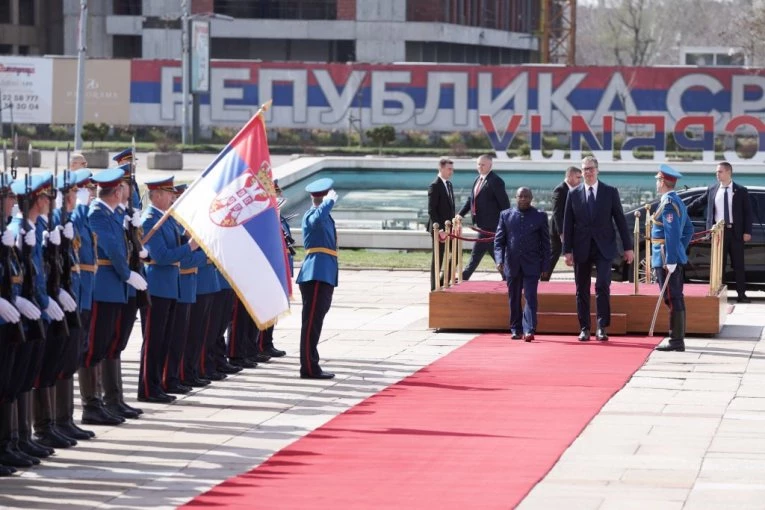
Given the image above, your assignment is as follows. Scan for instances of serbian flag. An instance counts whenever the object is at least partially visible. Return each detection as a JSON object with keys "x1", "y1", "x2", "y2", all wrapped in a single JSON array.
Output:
[{"x1": 170, "y1": 104, "x2": 291, "y2": 328}]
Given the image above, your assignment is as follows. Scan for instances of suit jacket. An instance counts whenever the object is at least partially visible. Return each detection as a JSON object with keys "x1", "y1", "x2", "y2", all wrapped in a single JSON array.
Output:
[
  {"x1": 494, "y1": 206, "x2": 551, "y2": 278},
  {"x1": 689, "y1": 182, "x2": 753, "y2": 240},
  {"x1": 427, "y1": 177, "x2": 455, "y2": 233},
  {"x1": 551, "y1": 180, "x2": 569, "y2": 237},
  {"x1": 562, "y1": 180, "x2": 633, "y2": 261},
  {"x1": 458, "y1": 171, "x2": 510, "y2": 232}
]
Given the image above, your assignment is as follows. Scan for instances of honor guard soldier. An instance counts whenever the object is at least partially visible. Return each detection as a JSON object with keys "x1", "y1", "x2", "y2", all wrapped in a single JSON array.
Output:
[
  {"x1": 113, "y1": 150, "x2": 141, "y2": 210},
  {"x1": 138, "y1": 176, "x2": 198, "y2": 403},
  {"x1": 181, "y1": 258, "x2": 219, "y2": 387},
  {"x1": 297, "y1": 178, "x2": 338, "y2": 380},
  {"x1": 652, "y1": 165, "x2": 694, "y2": 352},
  {"x1": 82, "y1": 168, "x2": 147, "y2": 425}
]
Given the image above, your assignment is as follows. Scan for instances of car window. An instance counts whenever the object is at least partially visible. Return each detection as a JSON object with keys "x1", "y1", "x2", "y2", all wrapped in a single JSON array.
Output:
[
  {"x1": 681, "y1": 191, "x2": 706, "y2": 222},
  {"x1": 752, "y1": 193, "x2": 765, "y2": 226}
]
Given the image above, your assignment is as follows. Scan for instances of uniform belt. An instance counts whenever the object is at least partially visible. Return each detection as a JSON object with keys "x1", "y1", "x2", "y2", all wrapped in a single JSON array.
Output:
[
  {"x1": 97, "y1": 259, "x2": 112, "y2": 266},
  {"x1": 146, "y1": 260, "x2": 180, "y2": 267},
  {"x1": 179, "y1": 267, "x2": 198, "y2": 275},
  {"x1": 305, "y1": 247, "x2": 338, "y2": 257},
  {"x1": 72, "y1": 264, "x2": 80, "y2": 274},
  {"x1": 726, "y1": 224, "x2": 733, "y2": 229},
  {"x1": 11, "y1": 276, "x2": 22, "y2": 285},
  {"x1": 650, "y1": 238, "x2": 665, "y2": 244},
  {"x1": 80, "y1": 263, "x2": 96, "y2": 272}
]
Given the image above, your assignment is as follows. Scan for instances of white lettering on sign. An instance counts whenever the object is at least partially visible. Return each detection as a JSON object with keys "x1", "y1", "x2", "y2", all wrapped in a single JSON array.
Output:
[
  {"x1": 371, "y1": 71, "x2": 415, "y2": 125},
  {"x1": 160, "y1": 66, "x2": 181, "y2": 121},
  {"x1": 537, "y1": 72, "x2": 585, "y2": 125},
  {"x1": 210, "y1": 67, "x2": 252, "y2": 123},
  {"x1": 591, "y1": 72, "x2": 638, "y2": 125},
  {"x1": 477, "y1": 72, "x2": 528, "y2": 125},
  {"x1": 731, "y1": 75, "x2": 765, "y2": 117},
  {"x1": 314, "y1": 69, "x2": 366, "y2": 124},
  {"x1": 259, "y1": 69, "x2": 308, "y2": 124},
  {"x1": 416, "y1": 72, "x2": 469, "y2": 126},
  {"x1": 666, "y1": 74, "x2": 723, "y2": 124}
]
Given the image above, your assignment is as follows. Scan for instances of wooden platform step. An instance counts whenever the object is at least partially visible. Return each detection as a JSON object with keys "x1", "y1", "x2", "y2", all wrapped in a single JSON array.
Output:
[{"x1": 537, "y1": 313, "x2": 627, "y2": 334}]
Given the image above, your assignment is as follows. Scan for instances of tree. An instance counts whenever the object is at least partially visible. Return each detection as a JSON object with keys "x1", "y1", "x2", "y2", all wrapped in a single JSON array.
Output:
[{"x1": 366, "y1": 125, "x2": 396, "y2": 155}]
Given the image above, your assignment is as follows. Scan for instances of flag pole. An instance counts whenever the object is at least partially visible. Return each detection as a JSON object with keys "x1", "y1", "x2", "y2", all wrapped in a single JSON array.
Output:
[{"x1": 141, "y1": 100, "x2": 273, "y2": 245}]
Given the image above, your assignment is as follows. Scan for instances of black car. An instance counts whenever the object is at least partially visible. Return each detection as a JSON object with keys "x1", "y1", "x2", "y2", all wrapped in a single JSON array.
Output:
[{"x1": 612, "y1": 186, "x2": 765, "y2": 287}]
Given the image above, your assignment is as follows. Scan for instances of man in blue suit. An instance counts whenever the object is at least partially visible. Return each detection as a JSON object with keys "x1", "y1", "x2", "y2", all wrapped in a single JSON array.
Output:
[
  {"x1": 651, "y1": 165, "x2": 695, "y2": 352},
  {"x1": 494, "y1": 187, "x2": 551, "y2": 341},
  {"x1": 563, "y1": 156, "x2": 634, "y2": 341},
  {"x1": 296, "y1": 178, "x2": 338, "y2": 380}
]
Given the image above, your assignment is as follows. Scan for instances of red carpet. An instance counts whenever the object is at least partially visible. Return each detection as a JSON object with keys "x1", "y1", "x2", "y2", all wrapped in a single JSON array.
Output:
[
  {"x1": 444, "y1": 280, "x2": 711, "y2": 297},
  {"x1": 183, "y1": 334, "x2": 659, "y2": 509}
]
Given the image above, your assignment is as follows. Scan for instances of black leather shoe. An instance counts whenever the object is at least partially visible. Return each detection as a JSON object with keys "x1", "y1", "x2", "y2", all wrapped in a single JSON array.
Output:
[
  {"x1": 656, "y1": 342, "x2": 685, "y2": 352},
  {"x1": 82, "y1": 405, "x2": 124, "y2": 425},
  {"x1": 737, "y1": 296, "x2": 752, "y2": 304},
  {"x1": 510, "y1": 332, "x2": 522, "y2": 340},
  {"x1": 578, "y1": 329, "x2": 591, "y2": 341},
  {"x1": 0, "y1": 443, "x2": 35, "y2": 468},
  {"x1": 34, "y1": 429, "x2": 74, "y2": 449},
  {"x1": 164, "y1": 384, "x2": 192, "y2": 394},
  {"x1": 265, "y1": 346, "x2": 286, "y2": 358},
  {"x1": 218, "y1": 363, "x2": 243, "y2": 374},
  {"x1": 137, "y1": 393, "x2": 175, "y2": 404},
  {"x1": 10, "y1": 443, "x2": 40, "y2": 465},
  {"x1": 120, "y1": 402, "x2": 143, "y2": 416},
  {"x1": 56, "y1": 420, "x2": 94, "y2": 440},
  {"x1": 107, "y1": 403, "x2": 139, "y2": 419},
  {"x1": 206, "y1": 372, "x2": 227, "y2": 381},
  {"x1": 300, "y1": 371, "x2": 335, "y2": 380},
  {"x1": 17, "y1": 438, "x2": 52, "y2": 458},
  {"x1": 230, "y1": 358, "x2": 258, "y2": 369},
  {"x1": 255, "y1": 353, "x2": 272, "y2": 363},
  {"x1": 0, "y1": 464, "x2": 16, "y2": 476},
  {"x1": 524, "y1": 332, "x2": 534, "y2": 342},
  {"x1": 182, "y1": 377, "x2": 211, "y2": 387},
  {"x1": 596, "y1": 328, "x2": 609, "y2": 341}
]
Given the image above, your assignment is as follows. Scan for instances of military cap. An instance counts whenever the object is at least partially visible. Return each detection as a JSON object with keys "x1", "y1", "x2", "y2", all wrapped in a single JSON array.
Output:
[
  {"x1": 73, "y1": 169, "x2": 95, "y2": 189},
  {"x1": 55, "y1": 171, "x2": 83, "y2": 192},
  {"x1": 145, "y1": 175, "x2": 175, "y2": 192},
  {"x1": 656, "y1": 164, "x2": 683, "y2": 184},
  {"x1": 116, "y1": 163, "x2": 132, "y2": 182},
  {"x1": 10, "y1": 172, "x2": 54, "y2": 198},
  {"x1": 305, "y1": 177, "x2": 333, "y2": 197},
  {"x1": 174, "y1": 183, "x2": 188, "y2": 195},
  {"x1": 92, "y1": 168, "x2": 125, "y2": 188},
  {"x1": 113, "y1": 148, "x2": 135, "y2": 164}
]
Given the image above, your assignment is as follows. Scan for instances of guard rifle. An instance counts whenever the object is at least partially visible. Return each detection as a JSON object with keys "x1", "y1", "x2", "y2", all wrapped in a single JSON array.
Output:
[
  {"x1": 1, "y1": 140, "x2": 25, "y2": 342},
  {"x1": 58, "y1": 150, "x2": 81, "y2": 330},
  {"x1": 127, "y1": 137, "x2": 150, "y2": 308},
  {"x1": 20, "y1": 142, "x2": 46, "y2": 342},
  {"x1": 45, "y1": 147, "x2": 69, "y2": 336}
]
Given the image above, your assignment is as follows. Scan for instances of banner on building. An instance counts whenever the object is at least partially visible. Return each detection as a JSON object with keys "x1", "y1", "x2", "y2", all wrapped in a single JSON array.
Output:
[
  {"x1": 0, "y1": 56, "x2": 53, "y2": 124},
  {"x1": 51, "y1": 58, "x2": 131, "y2": 125}
]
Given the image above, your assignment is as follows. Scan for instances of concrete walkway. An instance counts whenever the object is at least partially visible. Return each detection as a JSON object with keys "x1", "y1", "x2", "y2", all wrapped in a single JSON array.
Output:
[{"x1": 0, "y1": 269, "x2": 763, "y2": 509}]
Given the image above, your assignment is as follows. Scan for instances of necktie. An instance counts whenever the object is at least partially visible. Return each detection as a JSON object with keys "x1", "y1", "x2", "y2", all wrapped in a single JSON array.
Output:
[
  {"x1": 446, "y1": 181, "x2": 454, "y2": 213},
  {"x1": 723, "y1": 186, "x2": 730, "y2": 225},
  {"x1": 588, "y1": 186, "x2": 596, "y2": 218},
  {"x1": 474, "y1": 177, "x2": 484, "y2": 197}
]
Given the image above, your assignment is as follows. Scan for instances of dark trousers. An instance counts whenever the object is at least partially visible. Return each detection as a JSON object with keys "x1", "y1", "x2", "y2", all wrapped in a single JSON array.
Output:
[
  {"x1": 462, "y1": 233, "x2": 500, "y2": 281},
  {"x1": 84, "y1": 301, "x2": 122, "y2": 368},
  {"x1": 110, "y1": 296, "x2": 138, "y2": 359},
  {"x1": 573, "y1": 241, "x2": 613, "y2": 330},
  {"x1": 543, "y1": 229, "x2": 562, "y2": 281},
  {"x1": 722, "y1": 229, "x2": 747, "y2": 297},
  {"x1": 507, "y1": 271, "x2": 540, "y2": 334},
  {"x1": 57, "y1": 310, "x2": 83, "y2": 380},
  {"x1": 655, "y1": 265, "x2": 685, "y2": 312},
  {"x1": 77, "y1": 309, "x2": 92, "y2": 368},
  {"x1": 258, "y1": 325, "x2": 275, "y2": 352},
  {"x1": 182, "y1": 293, "x2": 214, "y2": 383},
  {"x1": 204, "y1": 289, "x2": 233, "y2": 375},
  {"x1": 299, "y1": 281, "x2": 334, "y2": 376},
  {"x1": 164, "y1": 302, "x2": 191, "y2": 389},
  {"x1": 228, "y1": 296, "x2": 255, "y2": 360},
  {"x1": 430, "y1": 240, "x2": 448, "y2": 291},
  {"x1": 35, "y1": 322, "x2": 68, "y2": 389},
  {"x1": 138, "y1": 296, "x2": 176, "y2": 398},
  {"x1": 0, "y1": 327, "x2": 16, "y2": 401}
]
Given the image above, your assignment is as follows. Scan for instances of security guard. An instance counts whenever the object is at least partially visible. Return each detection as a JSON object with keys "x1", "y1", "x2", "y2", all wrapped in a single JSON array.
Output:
[
  {"x1": 139, "y1": 176, "x2": 198, "y2": 403},
  {"x1": 297, "y1": 178, "x2": 338, "y2": 379},
  {"x1": 652, "y1": 164, "x2": 694, "y2": 352},
  {"x1": 82, "y1": 168, "x2": 146, "y2": 424}
]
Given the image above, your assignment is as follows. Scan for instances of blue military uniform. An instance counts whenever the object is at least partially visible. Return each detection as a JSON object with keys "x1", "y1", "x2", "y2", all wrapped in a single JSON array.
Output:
[
  {"x1": 493, "y1": 203, "x2": 551, "y2": 339},
  {"x1": 182, "y1": 258, "x2": 220, "y2": 386},
  {"x1": 296, "y1": 178, "x2": 338, "y2": 379},
  {"x1": 651, "y1": 165, "x2": 694, "y2": 352}
]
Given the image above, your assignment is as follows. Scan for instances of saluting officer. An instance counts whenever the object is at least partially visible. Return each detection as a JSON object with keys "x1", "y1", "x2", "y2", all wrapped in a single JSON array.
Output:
[
  {"x1": 139, "y1": 176, "x2": 198, "y2": 403},
  {"x1": 652, "y1": 165, "x2": 694, "y2": 352},
  {"x1": 297, "y1": 178, "x2": 339, "y2": 380},
  {"x1": 82, "y1": 168, "x2": 147, "y2": 425}
]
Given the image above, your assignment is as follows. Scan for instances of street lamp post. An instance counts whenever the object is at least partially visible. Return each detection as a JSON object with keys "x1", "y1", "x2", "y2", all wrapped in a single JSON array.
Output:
[
  {"x1": 73, "y1": 0, "x2": 88, "y2": 151},
  {"x1": 181, "y1": 0, "x2": 190, "y2": 146}
]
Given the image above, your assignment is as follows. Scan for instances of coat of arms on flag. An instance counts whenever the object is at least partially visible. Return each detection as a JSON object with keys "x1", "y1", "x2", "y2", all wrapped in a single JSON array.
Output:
[{"x1": 209, "y1": 161, "x2": 276, "y2": 227}]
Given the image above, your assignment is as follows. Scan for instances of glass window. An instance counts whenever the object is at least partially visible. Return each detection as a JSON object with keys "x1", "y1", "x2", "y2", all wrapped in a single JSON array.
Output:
[
  {"x1": 113, "y1": 0, "x2": 142, "y2": 15},
  {"x1": 0, "y1": 0, "x2": 10, "y2": 23},
  {"x1": 113, "y1": 35, "x2": 142, "y2": 58},
  {"x1": 18, "y1": 0, "x2": 34, "y2": 25}
]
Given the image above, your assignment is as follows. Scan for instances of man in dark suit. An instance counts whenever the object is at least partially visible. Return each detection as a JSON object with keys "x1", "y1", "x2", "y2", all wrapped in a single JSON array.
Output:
[
  {"x1": 687, "y1": 161, "x2": 753, "y2": 303},
  {"x1": 458, "y1": 154, "x2": 510, "y2": 281},
  {"x1": 563, "y1": 156, "x2": 634, "y2": 341},
  {"x1": 427, "y1": 157, "x2": 456, "y2": 290},
  {"x1": 543, "y1": 166, "x2": 582, "y2": 281},
  {"x1": 494, "y1": 187, "x2": 551, "y2": 341}
]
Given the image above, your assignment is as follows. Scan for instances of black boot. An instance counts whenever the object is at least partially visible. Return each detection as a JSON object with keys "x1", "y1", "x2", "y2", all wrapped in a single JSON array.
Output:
[
  {"x1": 79, "y1": 364, "x2": 124, "y2": 425},
  {"x1": 33, "y1": 387, "x2": 76, "y2": 448},
  {"x1": 103, "y1": 358, "x2": 141, "y2": 419},
  {"x1": 0, "y1": 402, "x2": 35, "y2": 468},
  {"x1": 56, "y1": 378, "x2": 94, "y2": 440},
  {"x1": 656, "y1": 311, "x2": 686, "y2": 352},
  {"x1": 15, "y1": 395, "x2": 53, "y2": 458}
]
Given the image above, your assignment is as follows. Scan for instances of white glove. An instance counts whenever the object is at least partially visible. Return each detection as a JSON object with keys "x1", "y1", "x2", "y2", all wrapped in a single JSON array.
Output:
[
  {"x1": 324, "y1": 189, "x2": 338, "y2": 203},
  {"x1": 57, "y1": 288, "x2": 77, "y2": 312},
  {"x1": 62, "y1": 222, "x2": 74, "y2": 240},
  {"x1": 0, "y1": 297, "x2": 21, "y2": 323},
  {"x1": 47, "y1": 227, "x2": 61, "y2": 246},
  {"x1": 138, "y1": 248, "x2": 149, "y2": 259},
  {"x1": 122, "y1": 215, "x2": 129, "y2": 230},
  {"x1": 126, "y1": 271, "x2": 148, "y2": 291},
  {"x1": 44, "y1": 298, "x2": 65, "y2": 322},
  {"x1": 1, "y1": 229, "x2": 14, "y2": 247},
  {"x1": 16, "y1": 229, "x2": 36, "y2": 250},
  {"x1": 131, "y1": 210, "x2": 142, "y2": 228},
  {"x1": 666, "y1": 264, "x2": 677, "y2": 274},
  {"x1": 76, "y1": 188, "x2": 90, "y2": 206},
  {"x1": 13, "y1": 296, "x2": 41, "y2": 320}
]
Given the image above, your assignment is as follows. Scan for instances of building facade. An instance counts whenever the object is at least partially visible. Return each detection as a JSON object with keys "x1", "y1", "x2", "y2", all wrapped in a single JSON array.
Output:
[{"x1": 52, "y1": 0, "x2": 539, "y2": 64}]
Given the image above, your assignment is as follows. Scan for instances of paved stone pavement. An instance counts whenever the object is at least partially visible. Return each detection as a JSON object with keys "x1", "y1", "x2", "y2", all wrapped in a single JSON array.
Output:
[{"x1": 0, "y1": 269, "x2": 763, "y2": 509}]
